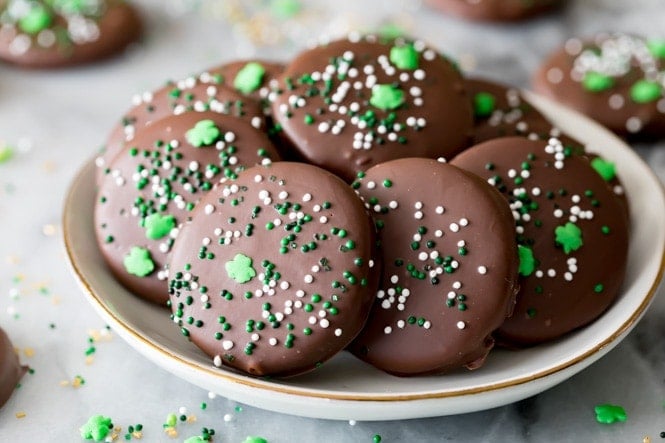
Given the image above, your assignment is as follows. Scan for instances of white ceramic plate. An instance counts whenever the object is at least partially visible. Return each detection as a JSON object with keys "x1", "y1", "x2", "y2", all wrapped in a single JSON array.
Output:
[{"x1": 63, "y1": 93, "x2": 665, "y2": 421}]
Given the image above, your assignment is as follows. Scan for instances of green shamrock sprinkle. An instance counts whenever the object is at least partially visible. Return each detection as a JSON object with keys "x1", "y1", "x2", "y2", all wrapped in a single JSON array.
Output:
[
  {"x1": 234, "y1": 62, "x2": 266, "y2": 94},
  {"x1": 377, "y1": 23, "x2": 405, "y2": 39},
  {"x1": 555, "y1": 222, "x2": 583, "y2": 254},
  {"x1": 647, "y1": 39, "x2": 665, "y2": 59},
  {"x1": 390, "y1": 43, "x2": 419, "y2": 70},
  {"x1": 143, "y1": 213, "x2": 175, "y2": 240},
  {"x1": 270, "y1": 0, "x2": 301, "y2": 19},
  {"x1": 0, "y1": 145, "x2": 14, "y2": 164},
  {"x1": 242, "y1": 437, "x2": 268, "y2": 443},
  {"x1": 80, "y1": 415, "x2": 114, "y2": 442},
  {"x1": 630, "y1": 79, "x2": 662, "y2": 104},
  {"x1": 473, "y1": 92, "x2": 496, "y2": 118},
  {"x1": 123, "y1": 247, "x2": 155, "y2": 277},
  {"x1": 19, "y1": 4, "x2": 53, "y2": 35},
  {"x1": 518, "y1": 245, "x2": 536, "y2": 277},
  {"x1": 590, "y1": 157, "x2": 616, "y2": 182},
  {"x1": 370, "y1": 84, "x2": 405, "y2": 111},
  {"x1": 225, "y1": 253, "x2": 256, "y2": 284},
  {"x1": 186, "y1": 120, "x2": 221, "y2": 147},
  {"x1": 184, "y1": 437, "x2": 207, "y2": 443},
  {"x1": 594, "y1": 404, "x2": 627, "y2": 424},
  {"x1": 582, "y1": 72, "x2": 614, "y2": 93}
]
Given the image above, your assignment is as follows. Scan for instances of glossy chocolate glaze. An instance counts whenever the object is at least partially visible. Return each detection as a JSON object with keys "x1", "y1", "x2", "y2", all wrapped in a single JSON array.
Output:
[
  {"x1": 168, "y1": 162, "x2": 379, "y2": 377},
  {"x1": 95, "y1": 111, "x2": 281, "y2": 305},
  {"x1": 0, "y1": 327, "x2": 26, "y2": 409},
  {"x1": 451, "y1": 137, "x2": 630, "y2": 346},
  {"x1": 349, "y1": 158, "x2": 519, "y2": 376}
]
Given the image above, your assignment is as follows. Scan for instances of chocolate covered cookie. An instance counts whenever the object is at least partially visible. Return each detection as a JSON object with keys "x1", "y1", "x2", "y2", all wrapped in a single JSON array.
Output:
[
  {"x1": 95, "y1": 111, "x2": 281, "y2": 305},
  {"x1": 426, "y1": 0, "x2": 560, "y2": 22},
  {"x1": 271, "y1": 34, "x2": 473, "y2": 182},
  {"x1": 0, "y1": 327, "x2": 26, "y2": 408},
  {"x1": 533, "y1": 33, "x2": 665, "y2": 138},
  {"x1": 0, "y1": 0, "x2": 141, "y2": 68},
  {"x1": 97, "y1": 71, "x2": 265, "y2": 183},
  {"x1": 348, "y1": 158, "x2": 519, "y2": 376},
  {"x1": 168, "y1": 162, "x2": 379, "y2": 377},
  {"x1": 451, "y1": 137, "x2": 630, "y2": 346}
]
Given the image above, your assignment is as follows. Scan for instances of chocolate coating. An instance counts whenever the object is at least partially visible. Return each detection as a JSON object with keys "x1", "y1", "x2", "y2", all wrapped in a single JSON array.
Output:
[
  {"x1": 0, "y1": 327, "x2": 26, "y2": 409},
  {"x1": 271, "y1": 35, "x2": 473, "y2": 182},
  {"x1": 97, "y1": 72, "x2": 265, "y2": 184},
  {"x1": 426, "y1": 0, "x2": 561, "y2": 22},
  {"x1": 0, "y1": 0, "x2": 141, "y2": 68},
  {"x1": 533, "y1": 33, "x2": 665, "y2": 138},
  {"x1": 95, "y1": 111, "x2": 281, "y2": 305},
  {"x1": 451, "y1": 137, "x2": 630, "y2": 346},
  {"x1": 168, "y1": 162, "x2": 379, "y2": 377},
  {"x1": 348, "y1": 158, "x2": 519, "y2": 376}
]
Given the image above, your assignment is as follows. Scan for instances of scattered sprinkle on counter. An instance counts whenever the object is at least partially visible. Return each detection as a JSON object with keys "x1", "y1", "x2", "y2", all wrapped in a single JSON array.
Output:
[
  {"x1": 242, "y1": 437, "x2": 268, "y2": 443},
  {"x1": 594, "y1": 404, "x2": 627, "y2": 424},
  {"x1": 80, "y1": 415, "x2": 114, "y2": 442}
]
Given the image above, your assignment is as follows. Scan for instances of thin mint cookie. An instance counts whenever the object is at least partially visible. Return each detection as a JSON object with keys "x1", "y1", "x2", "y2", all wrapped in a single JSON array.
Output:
[
  {"x1": 451, "y1": 137, "x2": 630, "y2": 346},
  {"x1": 425, "y1": 0, "x2": 560, "y2": 22},
  {"x1": 0, "y1": 0, "x2": 141, "y2": 68},
  {"x1": 168, "y1": 162, "x2": 379, "y2": 377},
  {"x1": 95, "y1": 111, "x2": 281, "y2": 305},
  {"x1": 97, "y1": 71, "x2": 265, "y2": 183},
  {"x1": 271, "y1": 34, "x2": 473, "y2": 182},
  {"x1": 0, "y1": 327, "x2": 27, "y2": 409},
  {"x1": 533, "y1": 33, "x2": 665, "y2": 138},
  {"x1": 348, "y1": 158, "x2": 519, "y2": 376}
]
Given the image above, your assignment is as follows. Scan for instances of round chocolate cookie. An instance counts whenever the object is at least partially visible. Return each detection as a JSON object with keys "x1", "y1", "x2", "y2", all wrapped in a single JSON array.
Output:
[
  {"x1": 95, "y1": 111, "x2": 281, "y2": 305},
  {"x1": 168, "y1": 162, "x2": 379, "y2": 377},
  {"x1": 0, "y1": 327, "x2": 26, "y2": 409},
  {"x1": 0, "y1": 0, "x2": 141, "y2": 68},
  {"x1": 533, "y1": 33, "x2": 665, "y2": 138},
  {"x1": 97, "y1": 71, "x2": 265, "y2": 183},
  {"x1": 271, "y1": 34, "x2": 473, "y2": 182},
  {"x1": 451, "y1": 137, "x2": 630, "y2": 346},
  {"x1": 348, "y1": 158, "x2": 519, "y2": 376},
  {"x1": 426, "y1": 0, "x2": 560, "y2": 22}
]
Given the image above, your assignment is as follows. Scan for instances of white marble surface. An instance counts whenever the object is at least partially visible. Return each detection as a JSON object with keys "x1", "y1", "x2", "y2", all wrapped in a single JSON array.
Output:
[{"x1": 1, "y1": 0, "x2": 664, "y2": 441}]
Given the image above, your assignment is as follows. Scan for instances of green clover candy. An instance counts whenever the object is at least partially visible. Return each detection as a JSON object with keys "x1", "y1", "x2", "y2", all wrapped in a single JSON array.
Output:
[
  {"x1": 234, "y1": 62, "x2": 266, "y2": 94},
  {"x1": 594, "y1": 404, "x2": 627, "y2": 424},
  {"x1": 123, "y1": 247, "x2": 155, "y2": 277},
  {"x1": 590, "y1": 157, "x2": 616, "y2": 182},
  {"x1": 19, "y1": 4, "x2": 53, "y2": 35},
  {"x1": 555, "y1": 222, "x2": 583, "y2": 254},
  {"x1": 390, "y1": 43, "x2": 419, "y2": 70},
  {"x1": 517, "y1": 245, "x2": 536, "y2": 277},
  {"x1": 473, "y1": 92, "x2": 496, "y2": 118},
  {"x1": 186, "y1": 120, "x2": 221, "y2": 147},
  {"x1": 225, "y1": 253, "x2": 256, "y2": 284},
  {"x1": 143, "y1": 213, "x2": 176, "y2": 240},
  {"x1": 370, "y1": 84, "x2": 405, "y2": 111},
  {"x1": 80, "y1": 415, "x2": 113, "y2": 442}
]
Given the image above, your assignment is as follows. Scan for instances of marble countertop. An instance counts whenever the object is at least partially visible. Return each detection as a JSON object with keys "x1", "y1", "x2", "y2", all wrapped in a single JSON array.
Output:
[{"x1": 1, "y1": 0, "x2": 664, "y2": 441}]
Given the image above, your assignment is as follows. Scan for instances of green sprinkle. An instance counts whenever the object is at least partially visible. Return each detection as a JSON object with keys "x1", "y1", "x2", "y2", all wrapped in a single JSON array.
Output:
[
  {"x1": 19, "y1": 4, "x2": 52, "y2": 34},
  {"x1": 594, "y1": 404, "x2": 627, "y2": 424},
  {"x1": 601, "y1": 225, "x2": 611, "y2": 235},
  {"x1": 373, "y1": 434, "x2": 382, "y2": 443},
  {"x1": 186, "y1": 120, "x2": 221, "y2": 147},
  {"x1": 630, "y1": 79, "x2": 662, "y2": 104},
  {"x1": 473, "y1": 92, "x2": 496, "y2": 118},
  {"x1": 647, "y1": 39, "x2": 665, "y2": 59},
  {"x1": 184, "y1": 437, "x2": 206, "y2": 443},
  {"x1": 0, "y1": 145, "x2": 14, "y2": 163},
  {"x1": 390, "y1": 43, "x2": 419, "y2": 70},
  {"x1": 554, "y1": 222, "x2": 583, "y2": 254},
  {"x1": 143, "y1": 213, "x2": 175, "y2": 240},
  {"x1": 518, "y1": 245, "x2": 536, "y2": 277},
  {"x1": 304, "y1": 114, "x2": 315, "y2": 125},
  {"x1": 242, "y1": 437, "x2": 268, "y2": 443},
  {"x1": 590, "y1": 157, "x2": 616, "y2": 182},
  {"x1": 270, "y1": 0, "x2": 301, "y2": 18},
  {"x1": 370, "y1": 84, "x2": 405, "y2": 110},
  {"x1": 80, "y1": 415, "x2": 113, "y2": 442},
  {"x1": 594, "y1": 283, "x2": 604, "y2": 293},
  {"x1": 225, "y1": 254, "x2": 256, "y2": 284},
  {"x1": 382, "y1": 179, "x2": 393, "y2": 188},
  {"x1": 582, "y1": 72, "x2": 614, "y2": 93},
  {"x1": 123, "y1": 247, "x2": 155, "y2": 277},
  {"x1": 234, "y1": 62, "x2": 267, "y2": 94}
]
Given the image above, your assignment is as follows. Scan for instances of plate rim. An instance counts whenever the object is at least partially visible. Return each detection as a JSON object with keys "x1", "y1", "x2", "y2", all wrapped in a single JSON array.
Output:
[{"x1": 63, "y1": 94, "x2": 665, "y2": 404}]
